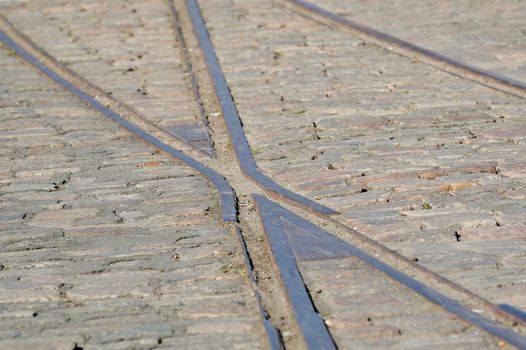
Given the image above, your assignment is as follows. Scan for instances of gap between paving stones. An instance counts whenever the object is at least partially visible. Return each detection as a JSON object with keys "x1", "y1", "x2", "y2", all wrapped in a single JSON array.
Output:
[
  {"x1": 0, "y1": 8, "x2": 298, "y2": 347},
  {"x1": 4, "y1": 0, "x2": 526, "y2": 348},
  {"x1": 182, "y1": 0, "x2": 526, "y2": 336},
  {"x1": 278, "y1": 0, "x2": 526, "y2": 99}
]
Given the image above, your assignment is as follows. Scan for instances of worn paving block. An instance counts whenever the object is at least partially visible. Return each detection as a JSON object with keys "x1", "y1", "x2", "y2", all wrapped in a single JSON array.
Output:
[
  {"x1": 0, "y1": 30, "x2": 263, "y2": 348},
  {"x1": 194, "y1": 0, "x2": 526, "y2": 318}
]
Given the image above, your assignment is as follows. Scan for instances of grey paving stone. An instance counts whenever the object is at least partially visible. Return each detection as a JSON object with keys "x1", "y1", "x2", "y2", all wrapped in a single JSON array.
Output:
[
  {"x1": 0, "y1": 39, "x2": 263, "y2": 349},
  {"x1": 2, "y1": 0, "x2": 525, "y2": 348},
  {"x1": 196, "y1": 0, "x2": 526, "y2": 326},
  {"x1": 307, "y1": 0, "x2": 526, "y2": 81}
]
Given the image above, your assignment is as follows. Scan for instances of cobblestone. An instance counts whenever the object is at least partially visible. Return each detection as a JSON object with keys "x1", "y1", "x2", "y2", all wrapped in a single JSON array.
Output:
[
  {"x1": 301, "y1": 257, "x2": 507, "y2": 349},
  {"x1": 0, "y1": 44, "x2": 263, "y2": 349},
  {"x1": 1, "y1": 0, "x2": 526, "y2": 348},
  {"x1": 2, "y1": 0, "x2": 214, "y2": 154},
  {"x1": 197, "y1": 0, "x2": 526, "y2": 318},
  {"x1": 306, "y1": 0, "x2": 526, "y2": 81}
]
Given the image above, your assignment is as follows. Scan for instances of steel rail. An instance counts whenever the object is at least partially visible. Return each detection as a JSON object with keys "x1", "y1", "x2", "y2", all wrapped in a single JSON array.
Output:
[
  {"x1": 182, "y1": 0, "x2": 526, "y2": 334},
  {"x1": 255, "y1": 195, "x2": 526, "y2": 350},
  {"x1": 500, "y1": 304, "x2": 526, "y2": 324},
  {"x1": 185, "y1": 0, "x2": 336, "y2": 216},
  {"x1": 0, "y1": 29, "x2": 237, "y2": 222},
  {"x1": 255, "y1": 196, "x2": 336, "y2": 349},
  {"x1": 287, "y1": 0, "x2": 526, "y2": 98}
]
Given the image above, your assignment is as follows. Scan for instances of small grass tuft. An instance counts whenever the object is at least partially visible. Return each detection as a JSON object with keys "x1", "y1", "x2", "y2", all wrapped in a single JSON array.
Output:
[
  {"x1": 5, "y1": 48, "x2": 16, "y2": 57},
  {"x1": 273, "y1": 50, "x2": 283, "y2": 60},
  {"x1": 219, "y1": 264, "x2": 233, "y2": 273},
  {"x1": 291, "y1": 109, "x2": 307, "y2": 115}
]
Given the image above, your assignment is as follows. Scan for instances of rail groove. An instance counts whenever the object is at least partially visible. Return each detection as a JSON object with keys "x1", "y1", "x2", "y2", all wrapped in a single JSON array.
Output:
[
  {"x1": 3, "y1": 2, "x2": 526, "y2": 348},
  {"x1": 255, "y1": 195, "x2": 526, "y2": 349},
  {"x1": 168, "y1": 0, "x2": 216, "y2": 158},
  {"x1": 234, "y1": 226, "x2": 285, "y2": 350},
  {"x1": 0, "y1": 22, "x2": 237, "y2": 222},
  {"x1": 185, "y1": 0, "x2": 336, "y2": 216},
  {"x1": 285, "y1": 0, "x2": 526, "y2": 99}
]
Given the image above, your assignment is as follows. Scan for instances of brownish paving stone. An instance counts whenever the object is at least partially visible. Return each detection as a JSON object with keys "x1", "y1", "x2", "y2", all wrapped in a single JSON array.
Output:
[
  {"x1": 0, "y1": 42, "x2": 263, "y2": 348},
  {"x1": 299, "y1": 257, "x2": 510, "y2": 349},
  {"x1": 306, "y1": 0, "x2": 526, "y2": 81},
  {"x1": 196, "y1": 0, "x2": 526, "y2": 320},
  {"x1": 2, "y1": 0, "x2": 214, "y2": 154}
]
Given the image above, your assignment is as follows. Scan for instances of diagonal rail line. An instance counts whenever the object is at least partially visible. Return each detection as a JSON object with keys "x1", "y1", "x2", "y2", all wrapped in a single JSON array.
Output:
[
  {"x1": 185, "y1": 0, "x2": 336, "y2": 216},
  {"x1": 0, "y1": 18, "x2": 285, "y2": 348},
  {"x1": 0, "y1": 26, "x2": 237, "y2": 222},
  {"x1": 255, "y1": 195, "x2": 526, "y2": 350},
  {"x1": 285, "y1": 0, "x2": 526, "y2": 99}
]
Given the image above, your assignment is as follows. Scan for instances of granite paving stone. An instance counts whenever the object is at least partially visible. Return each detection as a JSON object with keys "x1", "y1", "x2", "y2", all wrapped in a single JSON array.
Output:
[
  {"x1": 197, "y1": 0, "x2": 526, "y2": 318},
  {"x1": 1, "y1": 0, "x2": 526, "y2": 348},
  {"x1": 0, "y1": 41, "x2": 263, "y2": 349},
  {"x1": 306, "y1": 0, "x2": 526, "y2": 81}
]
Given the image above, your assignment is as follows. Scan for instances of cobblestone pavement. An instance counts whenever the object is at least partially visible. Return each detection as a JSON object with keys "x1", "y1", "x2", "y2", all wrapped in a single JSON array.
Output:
[
  {"x1": 1, "y1": 0, "x2": 526, "y2": 349},
  {"x1": 1, "y1": 0, "x2": 214, "y2": 155},
  {"x1": 0, "y1": 43, "x2": 264, "y2": 349},
  {"x1": 301, "y1": 258, "x2": 504, "y2": 349},
  {"x1": 305, "y1": 0, "x2": 526, "y2": 81},
  {"x1": 197, "y1": 0, "x2": 526, "y2": 323}
]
